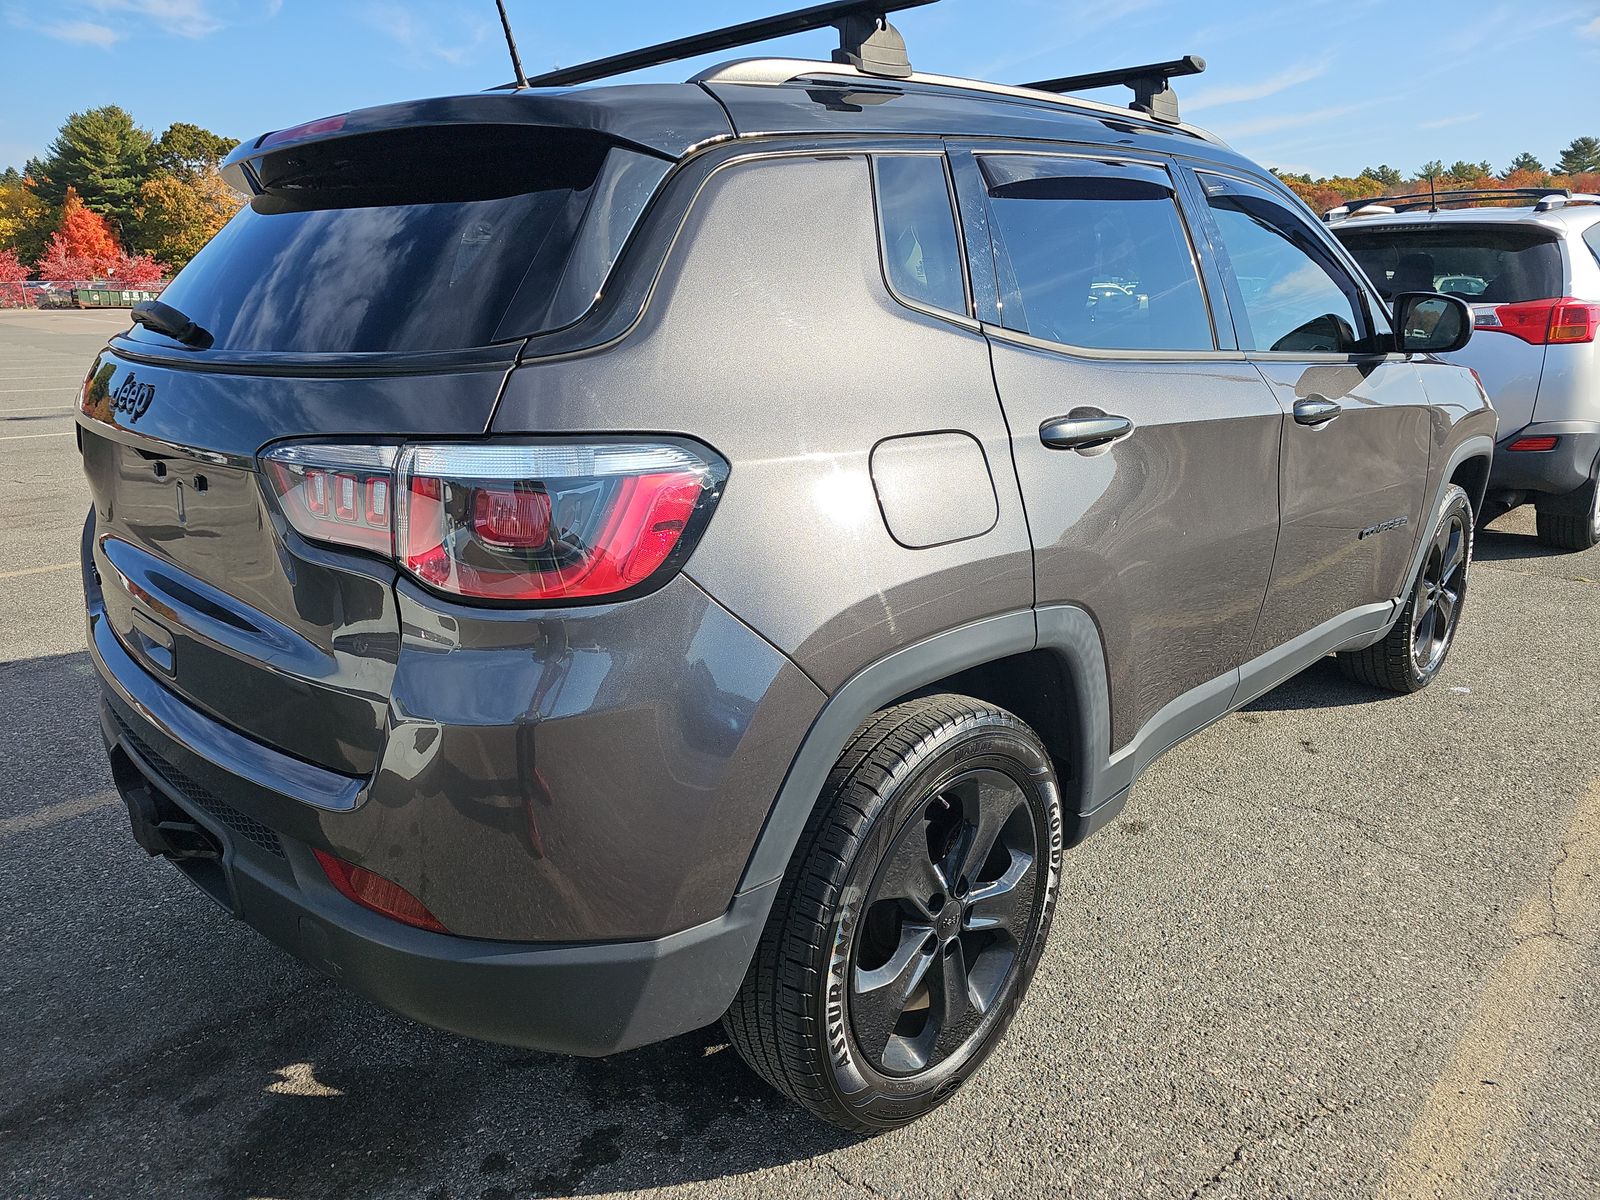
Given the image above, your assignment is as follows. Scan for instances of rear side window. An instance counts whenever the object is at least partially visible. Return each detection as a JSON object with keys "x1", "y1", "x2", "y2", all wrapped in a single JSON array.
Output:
[
  {"x1": 140, "y1": 126, "x2": 668, "y2": 355},
  {"x1": 1199, "y1": 173, "x2": 1373, "y2": 354},
  {"x1": 978, "y1": 155, "x2": 1215, "y2": 352},
  {"x1": 1336, "y1": 224, "x2": 1564, "y2": 304},
  {"x1": 872, "y1": 155, "x2": 967, "y2": 317}
]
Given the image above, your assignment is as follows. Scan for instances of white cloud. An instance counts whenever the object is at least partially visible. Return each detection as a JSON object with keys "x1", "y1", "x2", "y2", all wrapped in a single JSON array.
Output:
[
  {"x1": 1186, "y1": 62, "x2": 1328, "y2": 111},
  {"x1": 362, "y1": 1, "x2": 494, "y2": 68},
  {"x1": 1219, "y1": 99, "x2": 1386, "y2": 141},
  {"x1": 1583, "y1": 15, "x2": 1600, "y2": 38},
  {"x1": 1417, "y1": 113, "x2": 1482, "y2": 131},
  {"x1": 10, "y1": 15, "x2": 123, "y2": 48},
  {"x1": 91, "y1": 0, "x2": 224, "y2": 37}
]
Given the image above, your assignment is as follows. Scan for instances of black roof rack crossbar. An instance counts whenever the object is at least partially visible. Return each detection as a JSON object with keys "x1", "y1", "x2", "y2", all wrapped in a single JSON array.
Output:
[
  {"x1": 503, "y1": 0, "x2": 938, "y2": 90},
  {"x1": 1020, "y1": 55, "x2": 1204, "y2": 125},
  {"x1": 1341, "y1": 187, "x2": 1569, "y2": 215}
]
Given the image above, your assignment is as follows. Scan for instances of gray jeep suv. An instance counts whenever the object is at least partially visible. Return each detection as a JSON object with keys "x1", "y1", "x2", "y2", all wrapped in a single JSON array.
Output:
[{"x1": 78, "y1": 2, "x2": 1495, "y2": 1132}]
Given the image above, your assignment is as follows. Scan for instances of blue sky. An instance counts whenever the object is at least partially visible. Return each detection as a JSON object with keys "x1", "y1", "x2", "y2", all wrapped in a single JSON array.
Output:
[{"x1": 1, "y1": 0, "x2": 1596, "y2": 178}]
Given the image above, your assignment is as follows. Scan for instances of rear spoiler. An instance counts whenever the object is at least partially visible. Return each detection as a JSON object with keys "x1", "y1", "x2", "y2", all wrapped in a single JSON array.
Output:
[{"x1": 220, "y1": 88, "x2": 730, "y2": 196}]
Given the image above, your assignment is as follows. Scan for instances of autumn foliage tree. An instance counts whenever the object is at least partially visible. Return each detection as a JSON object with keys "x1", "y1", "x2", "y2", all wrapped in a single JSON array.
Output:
[
  {"x1": 35, "y1": 187, "x2": 163, "y2": 284},
  {"x1": 0, "y1": 247, "x2": 27, "y2": 306}
]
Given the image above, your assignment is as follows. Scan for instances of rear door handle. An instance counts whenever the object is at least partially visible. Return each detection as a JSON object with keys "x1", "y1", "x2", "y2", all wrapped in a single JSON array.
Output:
[
  {"x1": 1293, "y1": 396, "x2": 1342, "y2": 426},
  {"x1": 1039, "y1": 412, "x2": 1135, "y2": 452}
]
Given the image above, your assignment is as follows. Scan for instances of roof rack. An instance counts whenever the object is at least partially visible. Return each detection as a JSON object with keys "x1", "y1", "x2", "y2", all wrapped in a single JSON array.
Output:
[
  {"x1": 499, "y1": 0, "x2": 938, "y2": 90},
  {"x1": 1325, "y1": 187, "x2": 1573, "y2": 222},
  {"x1": 693, "y1": 57, "x2": 1224, "y2": 143},
  {"x1": 1020, "y1": 55, "x2": 1205, "y2": 125}
]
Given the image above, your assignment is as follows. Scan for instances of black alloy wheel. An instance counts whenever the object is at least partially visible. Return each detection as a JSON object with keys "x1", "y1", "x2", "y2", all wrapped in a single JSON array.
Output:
[
  {"x1": 723, "y1": 695, "x2": 1063, "y2": 1133},
  {"x1": 1410, "y1": 504, "x2": 1468, "y2": 676},
  {"x1": 850, "y1": 769, "x2": 1039, "y2": 1076}
]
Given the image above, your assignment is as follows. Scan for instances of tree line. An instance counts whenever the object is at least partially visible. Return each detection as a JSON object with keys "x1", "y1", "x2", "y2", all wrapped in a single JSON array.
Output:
[
  {"x1": 1273, "y1": 138, "x2": 1600, "y2": 216},
  {"x1": 6, "y1": 107, "x2": 1600, "y2": 293},
  {"x1": 0, "y1": 105, "x2": 242, "y2": 290}
]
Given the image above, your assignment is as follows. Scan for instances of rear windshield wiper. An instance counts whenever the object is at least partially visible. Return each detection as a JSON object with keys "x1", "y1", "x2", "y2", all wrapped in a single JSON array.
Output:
[{"x1": 131, "y1": 300, "x2": 213, "y2": 350}]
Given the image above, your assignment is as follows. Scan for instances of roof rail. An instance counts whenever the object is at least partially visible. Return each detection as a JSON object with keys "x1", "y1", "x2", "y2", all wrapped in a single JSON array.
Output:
[
  {"x1": 497, "y1": 0, "x2": 938, "y2": 90},
  {"x1": 1327, "y1": 187, "x2": 1569, "y2": 220},
  {"x1": 1534, "y1": 191, "x2": 1600, "y2": 212},
  {"x1": 1020, "y1": 55, "x2": 1205, "y2": 125}
]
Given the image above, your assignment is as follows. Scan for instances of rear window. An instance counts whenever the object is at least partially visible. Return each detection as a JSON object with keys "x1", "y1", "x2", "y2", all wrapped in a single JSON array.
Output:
[
  {"x1": 137, "y1": 126, "x2": 667, "y2": 355},
  {"x1": 1335, "y1": 224, "x2": 1563, "y2": 304}
]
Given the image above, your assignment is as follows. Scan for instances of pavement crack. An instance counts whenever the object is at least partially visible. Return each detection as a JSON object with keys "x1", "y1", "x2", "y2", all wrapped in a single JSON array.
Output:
[
  {"x1": 1278, "y1": 799, "x2": 1449, "y2": 864},
  {"x1": 826, "y1": 1160, "x2": 889, "y2": 1198},
  {"x1": 1187, "y1": 1096, "x2": 1356, "y2": 1198}
]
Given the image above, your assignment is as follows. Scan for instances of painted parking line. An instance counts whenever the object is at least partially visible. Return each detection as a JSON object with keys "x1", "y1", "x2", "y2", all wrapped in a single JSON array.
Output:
[
  {"x1": 1380, "y1": 778, "x2": 1600, "y2": 1199},
  {"x1": 0, "y1": 792, "x2": 118, "y2": 839},
  {"x1": 0, "y1": 562, "x2": 76, "y2": 581},
  {"x1": 0, "y1": 431, "x2": 73, "y2": 441}
]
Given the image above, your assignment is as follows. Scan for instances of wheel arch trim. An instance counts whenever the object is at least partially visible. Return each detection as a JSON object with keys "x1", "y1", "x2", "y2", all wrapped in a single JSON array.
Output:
[{"x1": 735, "y1": 605, "x2": 1112, "y2": 893}]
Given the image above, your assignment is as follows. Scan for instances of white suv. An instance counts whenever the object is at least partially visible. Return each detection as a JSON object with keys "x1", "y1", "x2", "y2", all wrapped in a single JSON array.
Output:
[{"x1": 1328, "y1": 188, "x2": 1600, "y2": 550}]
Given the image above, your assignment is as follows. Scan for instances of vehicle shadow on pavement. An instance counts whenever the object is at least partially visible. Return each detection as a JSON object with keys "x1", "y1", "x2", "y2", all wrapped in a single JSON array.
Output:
[
  {"x1": 1474, "y1": 525, "x2": 1563, "y2": 564},
  {"x1": 1242, "y1": 656, "x2": 1401, "y2": 713},
  {"x1": 2, "y1": 650, "x2": 855, "y2": 1199}
]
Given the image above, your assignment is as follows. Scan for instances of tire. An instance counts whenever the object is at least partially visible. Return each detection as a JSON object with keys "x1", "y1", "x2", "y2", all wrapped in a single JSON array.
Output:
[
  {"x1": 723, "y1": 694, "x2": 1064, "y2": 1133},
  {"x1": 1535, "y1": 479, "x2": 1600, "y2": 552},
  {"x1": 1338, "y1": 484, "x2": 1473, "y2": 694}
]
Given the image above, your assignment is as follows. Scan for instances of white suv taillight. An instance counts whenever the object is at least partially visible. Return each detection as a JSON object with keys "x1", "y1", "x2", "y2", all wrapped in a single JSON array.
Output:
[{"x1": 261, "y1": 439, "x2": 726, "y2": 603}]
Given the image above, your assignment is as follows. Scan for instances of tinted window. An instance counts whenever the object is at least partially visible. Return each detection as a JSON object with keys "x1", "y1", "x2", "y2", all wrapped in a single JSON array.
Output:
[
  {"x1": 873, "y1": 155, "x2": 967, "y2": 316},
  {"x1": 1337, "y1": 224, "x2": 1564, "y2": 304},
  {"x1": 142, "y1": 127, "x2": 664, "y2": 355},
  {"x1": 1201, "y1": 174, "x2": 1371, "y2": 354},
  {"x1": 980, "y1": 156, "x2": 1214, "y2": 352}
]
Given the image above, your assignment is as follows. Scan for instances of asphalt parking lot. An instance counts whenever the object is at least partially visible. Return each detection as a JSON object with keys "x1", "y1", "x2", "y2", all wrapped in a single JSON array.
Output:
[{"x1": 2, "y1": 307, "x2": 1597, "y2": 1200}]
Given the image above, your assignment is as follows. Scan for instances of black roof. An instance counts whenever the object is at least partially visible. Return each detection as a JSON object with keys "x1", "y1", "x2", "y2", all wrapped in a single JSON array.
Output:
[{"x1": 221, "y1": 73, "x2": 1259, "y2": 196}]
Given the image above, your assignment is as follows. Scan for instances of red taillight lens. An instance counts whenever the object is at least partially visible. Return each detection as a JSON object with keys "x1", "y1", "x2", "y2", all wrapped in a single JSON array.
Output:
[
  {"x1": 472, "y1": 485, "x2": 552, "y2": 549},
  {"x1": 261, "y1": 440, "x2": 725, "y2": 604},
  {"x1": 1480, "y1": 298, "x2": 1600, "y2": 345},
  {"x1": 1549, "y1": 301, "x2": 1600, "y2": 344},
  {"x1": 312, "y1": 848, "x2": 447, "y2": 933},
  {"x1": 262, "y1": 444, "x2": 397, "y2": 554},
  {"x1": 259, "y1": 114, "x2": 347, "y2": 149},
  {"x1": 1508, "y1": 435, "x2": 1560, "y2": 452},
  {"x1": 397, "y1": 442, "x2": 722, "y2": 602}
]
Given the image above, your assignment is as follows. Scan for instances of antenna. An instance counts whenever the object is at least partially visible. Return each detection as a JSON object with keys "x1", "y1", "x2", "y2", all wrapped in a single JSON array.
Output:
[{"x1": 495, "y1": 0, "x2": 530, "y2": 90}]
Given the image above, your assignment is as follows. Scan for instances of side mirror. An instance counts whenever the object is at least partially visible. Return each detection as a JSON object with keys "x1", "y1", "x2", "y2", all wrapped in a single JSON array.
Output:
[{"x1": 1393, "y1": 292, "x2": 1472, "y2": 355}]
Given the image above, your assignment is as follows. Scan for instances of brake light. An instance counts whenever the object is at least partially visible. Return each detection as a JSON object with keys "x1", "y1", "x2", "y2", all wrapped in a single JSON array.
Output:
[
  {"x1": 259, "y1": 114, "x2": 347, "y2": 150},
  {"x1": 312, "y1": 848, "x2": 447, "y2": 933},
  {"x1": 397, "y1": 443, "x2": 719, "y2": 601},
  {"x1": 1508, "y1": 436, "x2": 1559, "y2": 452},
  {"x1": 261, "y1": 440, "x2": 725, "y2": 604},
  {"x1": 1480, "y1": 298, "x2": 1600, "y2": 345}
]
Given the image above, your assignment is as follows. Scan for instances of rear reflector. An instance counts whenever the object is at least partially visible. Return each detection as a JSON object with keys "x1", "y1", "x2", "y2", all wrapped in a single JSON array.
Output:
[
  {"x1": 260, "y1": 439, "x2": 726, "y2": 604},
  {"x1": 312, "y1": 848, "x2": 447, "y2": 933},
  {"x1": 1508, "y1": 436, "x2": 1559, "y2": 452},
  {"x1": 1479, "y1": 298, "x2": 1600, "y2": 345}
]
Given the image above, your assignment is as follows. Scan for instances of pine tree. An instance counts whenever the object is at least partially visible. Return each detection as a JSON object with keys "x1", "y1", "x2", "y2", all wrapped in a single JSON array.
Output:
[
  {"x1": 31, "y1": 106, "x2": 153, "y2": 232},
  {"x1": 1557, "y1": 137, "x2": 1600, "y2": 175},
  {"x1": 1508, "y1": 152, "x2": 1543, "y2": 175}
]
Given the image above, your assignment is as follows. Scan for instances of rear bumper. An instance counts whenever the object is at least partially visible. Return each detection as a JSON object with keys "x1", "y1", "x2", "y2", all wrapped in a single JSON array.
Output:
[
  {"x1": 96, "y1": 674, "x2": 777, "y2": 1056},
  {"x1": 1488, "y1": 421, "x2": 1600, "y2": 499},
  {"x1": 83, "y1": 510, "x2": 792, "y2": 1055}
]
